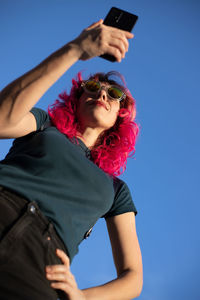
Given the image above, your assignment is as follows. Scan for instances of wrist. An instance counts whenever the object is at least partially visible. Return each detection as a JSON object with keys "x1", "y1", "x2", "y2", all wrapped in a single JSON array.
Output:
[
  {"x1": 66, "y1": 40, "x2": 84, "y2": 61},
  {"x1": 80, "y1": 289, "x2": 88, "y2": 300}
]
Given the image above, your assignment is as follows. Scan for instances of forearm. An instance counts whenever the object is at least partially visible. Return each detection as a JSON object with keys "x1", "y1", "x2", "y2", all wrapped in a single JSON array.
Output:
[
  {"x1": 0, "y1": 41, "x2": 81, "y2": 126},
  {"x1": 82, "y1": 270, "x2": 143, "y2": 300},
  {"x1": 0, "y1": 20, "x2": 132, "y2": 127}
]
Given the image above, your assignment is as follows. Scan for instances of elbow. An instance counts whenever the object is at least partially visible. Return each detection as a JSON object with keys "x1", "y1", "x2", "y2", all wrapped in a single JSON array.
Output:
[
  {"x1": 134, "y1": 271, "x2": 143, "y2": 298},
  {"x1": 129, "y1": 269, "x2": 143, "y2": 299},
  {"x1": 137, "y1": 276, "x2": 143, "y2": 297},
  {"x1": 120, "y1": 268, "x2": 143, "y2": 299}
]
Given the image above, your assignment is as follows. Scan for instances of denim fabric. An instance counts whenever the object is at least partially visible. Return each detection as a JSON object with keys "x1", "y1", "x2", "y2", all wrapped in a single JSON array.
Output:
[{"x1": 0, "y1": 186, "x2": 68, "y2": 300}]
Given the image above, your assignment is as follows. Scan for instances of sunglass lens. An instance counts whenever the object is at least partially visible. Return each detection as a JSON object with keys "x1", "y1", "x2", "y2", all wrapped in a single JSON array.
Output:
[
  {"x1": 108, "y1": 87, "x2": 124, "y2": 100},
  {"x1": 85, "y1": 80, "x2": 100, "y2": 92}
]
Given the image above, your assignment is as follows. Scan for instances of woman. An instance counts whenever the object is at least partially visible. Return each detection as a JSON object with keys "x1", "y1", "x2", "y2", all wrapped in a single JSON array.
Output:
[{"x1": 0, "y1": 20, "x2": 143, "y2": 299}]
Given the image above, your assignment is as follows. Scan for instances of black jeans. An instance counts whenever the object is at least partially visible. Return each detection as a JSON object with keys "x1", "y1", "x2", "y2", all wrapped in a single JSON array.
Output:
[{"x1": 0, "y1": 186, "x2": 68, "y2": 300}]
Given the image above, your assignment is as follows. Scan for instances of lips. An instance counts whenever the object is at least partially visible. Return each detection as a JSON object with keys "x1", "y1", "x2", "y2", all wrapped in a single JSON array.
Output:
[{"x1": 89, "y1": 100, "x2": 109, "y2": 110}]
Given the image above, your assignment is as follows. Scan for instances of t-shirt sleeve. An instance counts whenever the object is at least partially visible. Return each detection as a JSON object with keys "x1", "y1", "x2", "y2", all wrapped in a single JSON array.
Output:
[
  {"x1": 30, "y1": 107, "x2": 50, "y2": 130},
  {"x1": 101, "y1": 177, "x2": 137, "y2": 219}
]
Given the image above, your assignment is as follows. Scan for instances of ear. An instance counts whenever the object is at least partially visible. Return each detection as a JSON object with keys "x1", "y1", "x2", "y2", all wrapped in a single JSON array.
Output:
[
  {"x1": 119, "y1": 107, "x2": 136, "y2": 121},
  {"x1": 131, "y1": 109, "x2": 136, "y2": 121}
]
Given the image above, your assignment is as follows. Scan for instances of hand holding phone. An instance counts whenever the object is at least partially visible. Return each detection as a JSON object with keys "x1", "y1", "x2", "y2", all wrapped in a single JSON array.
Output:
[{"x1": 100, "y1": 7, "x2": 138, "y2": 62}]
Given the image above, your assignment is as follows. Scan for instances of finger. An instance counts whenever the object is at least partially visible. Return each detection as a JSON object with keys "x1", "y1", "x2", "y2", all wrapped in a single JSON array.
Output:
[
  {"x1": 56, "y1": 249, "x2": 70, "y2": 267},
  {"x1": 87, "y1": 19, "x2": 103, "y2": 29},
  {"x1": 103, "y1": 23, "x2": 134, "y2": 38},
  {"x1": 113, "y1": 27, "x2": 134, "y2": 39},
  {"x1": 121, "y1": 30, "x2": 134, "y2": 39},
  {"x1": 51, "y1": 282, "x2": 73, "y2": 294},
  {"x1": 108, "y1": 38, "x2": 126, "y2": 58},
  {"x1": 104, "y1": 46, "x2": 122, "y2": 62},
  {"x1": 46, "y1": 264, "x2": 70, "y2": 274},
  {"x1": 46, "y1": 265, "x2": 73, "y2": 277},
  {"x1": 47, "y1": 272, "x2": 66, "y2": 282},
  {"x1": 46, "y1": 271, "x2": 75, "y2": 284},
  {"x1": 103, "y1": 36, "x2": 128, "y2": 61},
  {"x1": 110, "y1": 31, "x2": 130, "y2": 52}
]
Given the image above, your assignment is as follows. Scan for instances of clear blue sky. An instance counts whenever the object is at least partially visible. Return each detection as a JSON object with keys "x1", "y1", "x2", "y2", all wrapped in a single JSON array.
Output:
[{"x1": 0, "y1": 1, "x2": 200, "y2": 299}]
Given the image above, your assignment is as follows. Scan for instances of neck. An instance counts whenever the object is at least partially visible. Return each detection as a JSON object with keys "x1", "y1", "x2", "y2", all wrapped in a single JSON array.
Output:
[{"x1": 77, "y1": 127, "x2": 104, "y2": 149}]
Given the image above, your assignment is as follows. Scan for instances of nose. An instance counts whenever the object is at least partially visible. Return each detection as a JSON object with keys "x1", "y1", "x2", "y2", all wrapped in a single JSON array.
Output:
[{"x1": 99, "y1": 88, "x2": 108, "y2": 102}]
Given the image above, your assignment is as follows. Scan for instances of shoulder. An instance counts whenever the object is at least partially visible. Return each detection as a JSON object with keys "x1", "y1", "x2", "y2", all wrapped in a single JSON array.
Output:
[
  {"x1": 30, "y1": 107, "x2": 50, "y2": 130},
  {"x1": 113, "y1": 176, "x2": 129, "y2": 193},
  {"x1": 102, "y1": 176, "x2": 137, "y2": 219},
  {"x1": 113, "y1": 177, "x2": 135, "y2": 209},
  {"x1": 0, "y1": 108, "x2": 48, "y2": 139}
]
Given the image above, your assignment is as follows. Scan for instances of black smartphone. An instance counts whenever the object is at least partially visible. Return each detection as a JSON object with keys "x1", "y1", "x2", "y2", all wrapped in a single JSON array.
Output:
[{"x1": 100, "y1": 7, "x2": 138, "y2": 62}]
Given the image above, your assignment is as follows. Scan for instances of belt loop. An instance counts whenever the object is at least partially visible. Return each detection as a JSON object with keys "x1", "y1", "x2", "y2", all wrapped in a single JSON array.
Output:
[{"x1": 48, "y1": 222, "x2": 54, "y2": 234}]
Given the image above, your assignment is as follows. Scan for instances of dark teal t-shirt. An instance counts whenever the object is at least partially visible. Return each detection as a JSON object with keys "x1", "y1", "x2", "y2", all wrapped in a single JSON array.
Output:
[{"x1": 0, "y1": 108, "x2": 137, "y2": 262}]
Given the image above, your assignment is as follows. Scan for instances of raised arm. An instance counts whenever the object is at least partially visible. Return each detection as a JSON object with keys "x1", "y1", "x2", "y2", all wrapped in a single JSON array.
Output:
[{"x1": 0, "y1": 20, "x2": 133, "y2": 138}]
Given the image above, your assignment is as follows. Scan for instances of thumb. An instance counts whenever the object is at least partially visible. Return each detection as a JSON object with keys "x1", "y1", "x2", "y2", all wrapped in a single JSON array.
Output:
[{"x1": 87, "y1": 19, "x2": 103, "y2": 29}]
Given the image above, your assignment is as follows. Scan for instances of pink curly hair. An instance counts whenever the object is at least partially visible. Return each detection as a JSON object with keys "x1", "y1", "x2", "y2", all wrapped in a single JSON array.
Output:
[{"x1": 48, "y1": 71, "x2": 139, "y2": 176}]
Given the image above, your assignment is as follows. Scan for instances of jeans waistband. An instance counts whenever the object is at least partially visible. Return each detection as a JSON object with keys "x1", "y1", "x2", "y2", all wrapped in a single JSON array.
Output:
[{"x1": 0, "y1": 185, "x2": 67, "y2": 254}]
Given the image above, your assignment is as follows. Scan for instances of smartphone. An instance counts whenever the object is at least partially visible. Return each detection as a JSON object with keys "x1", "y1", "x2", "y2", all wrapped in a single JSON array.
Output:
[{"x1": 100, "y1": 7, "x2": 138, "y2": 62}]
